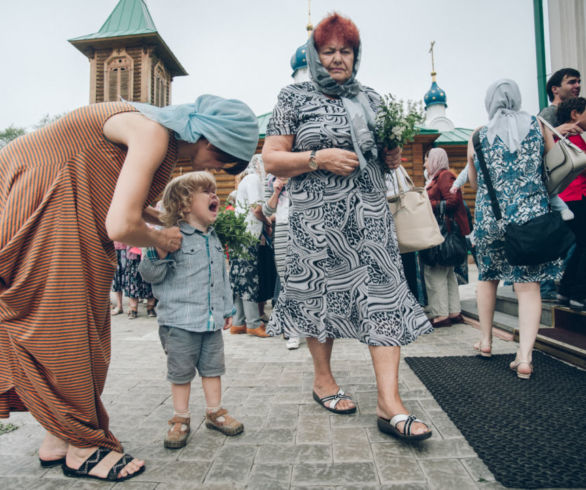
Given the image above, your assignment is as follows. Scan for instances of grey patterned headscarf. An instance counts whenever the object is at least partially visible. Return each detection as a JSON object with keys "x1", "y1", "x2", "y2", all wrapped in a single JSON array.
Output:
[
  {"x1": 306, "y1": 31, "x2": 377, "y2": 171},
  {"x1": 484, "y1": 79, "x2": 533, "y2": 154}
]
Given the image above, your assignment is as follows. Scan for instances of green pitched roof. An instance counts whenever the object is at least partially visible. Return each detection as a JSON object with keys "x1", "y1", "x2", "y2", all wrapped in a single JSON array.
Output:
[
  {"x1": 70, "y1": 0, "x2": 157, "y2": 41},
  {"x1": 434, "y1": 128, "x2": 473, "y2": 146},
  {"x1": 69, "y1": 0, "x2": 187, "y2": 77}
]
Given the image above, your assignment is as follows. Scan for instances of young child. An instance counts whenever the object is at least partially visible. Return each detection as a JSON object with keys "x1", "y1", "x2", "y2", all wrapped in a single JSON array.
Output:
[{"x1": 139, "y1": 171, "x2": 243, "y2": 449}]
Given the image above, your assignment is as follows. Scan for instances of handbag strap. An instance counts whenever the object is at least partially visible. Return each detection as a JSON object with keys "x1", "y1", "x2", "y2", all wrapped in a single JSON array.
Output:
[
  {"x1": 538, "y1": 115, "x2": 586, "y2": 153},
  {"x1": 472, "y1": 130, "x2": 503, "y2": 221}
]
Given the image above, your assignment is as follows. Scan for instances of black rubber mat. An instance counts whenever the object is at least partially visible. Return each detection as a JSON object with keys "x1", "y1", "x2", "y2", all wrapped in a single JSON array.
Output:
[{"x1": 405, "y1": 352, "x2": 586, "y2": 488}]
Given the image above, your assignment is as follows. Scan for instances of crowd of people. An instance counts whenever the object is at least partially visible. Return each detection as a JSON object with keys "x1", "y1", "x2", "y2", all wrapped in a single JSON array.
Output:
[{"x1": 0, "y1": 10, "x2": 584, "y2": 484}]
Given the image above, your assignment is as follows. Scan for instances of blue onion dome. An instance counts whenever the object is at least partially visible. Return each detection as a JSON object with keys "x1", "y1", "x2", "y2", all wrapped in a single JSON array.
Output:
[
  {"x1": 424, "y1": 80, "x2": 447, "y2": 108},
  {"x1": 290, "y1": 41, "x2": 308, "y2": 77}
]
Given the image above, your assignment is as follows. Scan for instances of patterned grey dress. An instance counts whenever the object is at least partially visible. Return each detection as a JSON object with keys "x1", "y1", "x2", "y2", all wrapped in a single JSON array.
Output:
[{"x1": 266, "y1": 82, "x2": 432, "y2": 346}]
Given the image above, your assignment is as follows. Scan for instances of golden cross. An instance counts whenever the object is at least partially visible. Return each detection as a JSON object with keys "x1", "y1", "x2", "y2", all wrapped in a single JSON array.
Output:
[{"x1": 429, "y1": 41, "x2": 436, "y2": 74}]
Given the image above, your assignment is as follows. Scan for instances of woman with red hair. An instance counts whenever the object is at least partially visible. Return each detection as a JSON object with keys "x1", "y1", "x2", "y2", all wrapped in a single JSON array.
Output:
[{"x1": 263, "y1": 13, "x2": 433, "y2": 441}]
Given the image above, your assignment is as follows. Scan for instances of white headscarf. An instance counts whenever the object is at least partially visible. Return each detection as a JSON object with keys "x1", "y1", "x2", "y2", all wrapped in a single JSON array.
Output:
[{"x1": 484, "y1": 79, "x2": 533, "y2": 154}]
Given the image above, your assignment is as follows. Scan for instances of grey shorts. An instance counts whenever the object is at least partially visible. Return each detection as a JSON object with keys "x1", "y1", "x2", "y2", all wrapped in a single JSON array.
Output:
[{"x1": 159, "y1": 326, "x2": 225, "y2": 384}]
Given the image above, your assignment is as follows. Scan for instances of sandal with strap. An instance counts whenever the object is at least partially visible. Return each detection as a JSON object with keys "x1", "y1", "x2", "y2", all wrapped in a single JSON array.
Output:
[
  {"x1": 205, "y1": 408, "x2": 244, "y2": 436},
  {"x1": 312, "y1": 388, "x2": 357, "y2": 415},
  {"x1": 39, "y1": 457, "x2": 66, "y2": 468},
  {"x1": 473, "y1": 340, "x2": 492, "y2": 358},
  {"x1": 62, "y1": 447, "x2": 145, "y2": 482},
  {"x1": 510, "y1": 358, "x2": 533, "y2": 379},
  {"x1": 164, "y1": 415, "x2": 190, "y2": 449},
  {"x1": 377, "y1": 414, "x2": 432, "y2": 441}
]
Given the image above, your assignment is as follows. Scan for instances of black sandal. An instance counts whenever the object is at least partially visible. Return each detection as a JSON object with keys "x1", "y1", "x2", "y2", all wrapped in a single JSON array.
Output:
[
  {"x1": 39, "y1": 457, "x2": 65, "y2": 468},
  {"x1": 62, "y1": 447, "x2": 145, "y2": 482},
  {"x1": 128, "y1": 309, "x2": 138, "y2": 319},
  {"x1": 312, "y1": 388, "x2": 356, "y2": 414},
  {"x1": 377, "y1": 414, "x2": 432, "y2": 441}
]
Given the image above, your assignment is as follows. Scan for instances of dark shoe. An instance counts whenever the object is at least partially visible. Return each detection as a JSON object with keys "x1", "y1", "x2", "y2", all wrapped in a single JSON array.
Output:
[
  {"x1": 449, "y1": 314, "x2": 465, "y2": 325},
  {"x1": 164, "y1": 415, "x2": 190, "y2": 449},
  {"x1": 61, "y1": 447, "x2": 145, "y2": 482},
  {"x1": 39, "y1": 457, "x2": 66, "y2": 468},
  {"x1": 377, "y1": 414, "x2": 432, "y2": 441},
  {"x1": 128, "y1": 310, "x2": 138, "y2": 320},
  {"x1": 312, "y1": 388, "x2": 356, "y2": 415},
  {"x1": 146, "y1": 308, "x2": 157, "y2": 318},
  {"x1": 431, "y1": 318, "x2": 451, "y2": 328}
]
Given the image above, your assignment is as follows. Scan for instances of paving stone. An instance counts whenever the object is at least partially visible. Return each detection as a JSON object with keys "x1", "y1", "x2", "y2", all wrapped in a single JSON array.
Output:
[
  {"x1": 205, "y1": 460, "x2": 253, "y2": 484},
  {"x1": 410, "y1": 438, "x2": 477, "y2": 459},
  {"x1": 419, "y1": 459, "x2": 478, "y2": 490},
  {"x1": 256, "y1": 443, "x2": 332, "y2": 464},
  {"x1": 132, "y1": 460, "x2": 210, "y2": 484},
  {"x1": 291, "y1": 462, "x2": 378, "y2": 485},
  {"x1": 248, "y1": 463, "x2": 291, "y2": 489},
  {"x1": 0, "y1": 477, "x2": 75, "y2": 489},
  {"x1": 223, "y1": 428, "x2": 295, "y2": 445},
  {"x1": 375, "y1": 456, "x2": 426, "y2": 484},
  {"x1": 461, "y1": 457, "x2": 497, "y2": 483}
]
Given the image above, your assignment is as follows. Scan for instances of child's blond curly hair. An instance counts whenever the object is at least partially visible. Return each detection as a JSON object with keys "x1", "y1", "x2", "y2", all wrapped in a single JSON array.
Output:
[{"x1": 160, "y1": 171, "x2": 217, "y2": 227}]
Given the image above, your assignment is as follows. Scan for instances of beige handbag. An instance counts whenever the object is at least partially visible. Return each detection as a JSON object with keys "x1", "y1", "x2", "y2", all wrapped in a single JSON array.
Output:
[
  {"x1": 538, "y1": 116, "x2": 586, "y2": 196},
  {"x1": 387, "y1": 166, "x2": 444, "y2": 254}
]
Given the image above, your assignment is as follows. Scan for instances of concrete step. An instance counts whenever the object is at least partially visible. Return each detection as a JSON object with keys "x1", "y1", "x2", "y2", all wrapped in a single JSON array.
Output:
[
  {"x1": 494, "y1": 287, "x2": 555, "y2": 326},
  {"x1": 462, "y1": 298, "x2": 586, "y2": 369},
  {"x1": 460, "y1": 298, "x2": 549, "y2": 334}
]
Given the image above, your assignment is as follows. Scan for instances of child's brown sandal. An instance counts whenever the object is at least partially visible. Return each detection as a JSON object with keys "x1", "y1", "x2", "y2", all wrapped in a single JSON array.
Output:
[
  {"x1": 205, "y1": 408, "x2": 243, "y2": 436},
  {"x1": 164, "y1": 415, "x2": 190, "y2": 449}
]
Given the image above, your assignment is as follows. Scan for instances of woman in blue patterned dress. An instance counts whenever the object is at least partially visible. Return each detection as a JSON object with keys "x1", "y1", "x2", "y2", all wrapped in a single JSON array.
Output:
[
  {"x1": 468, "y1": 79, "x2": 559, "y2": 379},
  {"x1": 262, "y1": 13, "x2": 432, "y2": 440}
]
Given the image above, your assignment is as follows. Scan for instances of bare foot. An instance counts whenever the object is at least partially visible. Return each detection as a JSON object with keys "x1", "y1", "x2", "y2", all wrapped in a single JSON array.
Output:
[
  {"x1": 39, "y1": 432, "x2": 68, "y2": 462},
  {"x1": 376, "y1": 404, "x2": 430, "y2": 436},
  {"x1": 66, "y1": 446, "x2": 144, "y2": 480}
]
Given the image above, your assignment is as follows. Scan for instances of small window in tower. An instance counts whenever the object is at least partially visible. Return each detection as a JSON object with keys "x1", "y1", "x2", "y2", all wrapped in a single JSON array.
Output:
[
  {"x1": 154, "y1": 64, "x2": 168, "y2": 107},
  {"x1": 104, "y1": 54, "x2": 133, "y2": 102}
]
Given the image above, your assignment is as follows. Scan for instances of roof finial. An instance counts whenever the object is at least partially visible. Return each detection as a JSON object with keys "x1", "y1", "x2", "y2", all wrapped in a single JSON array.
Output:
[
  {"x1": 307, "y1": 0, "x2": 313, "y2": 36},
  {"x1": 428, "y1": 40, "x2": 437, "y2": 82}
]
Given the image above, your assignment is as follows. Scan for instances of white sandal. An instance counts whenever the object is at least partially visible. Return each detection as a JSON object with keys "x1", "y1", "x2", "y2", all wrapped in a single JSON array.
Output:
[
  {"x1": 473, "y1": 340, "x2": 492, "y2": 358},
  {"x1": 377, "y1": 414, "x2": 432, "y2": 441}
]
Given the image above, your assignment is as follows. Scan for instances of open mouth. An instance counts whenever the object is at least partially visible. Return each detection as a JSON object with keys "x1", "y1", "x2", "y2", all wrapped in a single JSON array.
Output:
[{"x1": 209, "y1": 200, "x2": 219, "y2": 213}]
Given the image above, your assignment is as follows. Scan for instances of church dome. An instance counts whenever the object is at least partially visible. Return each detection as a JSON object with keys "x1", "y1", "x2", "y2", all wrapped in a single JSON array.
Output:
[
  {"x1": 290, "y1": 41, "x2": 308, "y2": 77},
  {"x1": 424, "y1": 80, "x2": 447, "y2": 108}
]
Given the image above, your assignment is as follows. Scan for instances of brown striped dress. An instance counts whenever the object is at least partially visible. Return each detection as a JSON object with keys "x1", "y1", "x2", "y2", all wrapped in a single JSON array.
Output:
[{"x1": 0, "y1": 102, "x2": 177, "y2": 451}]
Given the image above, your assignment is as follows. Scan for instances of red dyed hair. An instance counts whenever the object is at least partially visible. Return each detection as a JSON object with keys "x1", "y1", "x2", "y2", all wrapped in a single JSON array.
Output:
[{"x1": 313, "y1": 13, "x2": 360, "y2": 52}]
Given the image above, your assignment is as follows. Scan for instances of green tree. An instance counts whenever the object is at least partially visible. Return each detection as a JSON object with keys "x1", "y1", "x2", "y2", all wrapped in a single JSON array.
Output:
[{"x1": 0, "y1": 126, "x2": 26, "y2": 149}]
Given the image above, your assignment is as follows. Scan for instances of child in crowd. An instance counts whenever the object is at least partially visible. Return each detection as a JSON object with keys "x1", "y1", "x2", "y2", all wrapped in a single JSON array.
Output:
[{"x1": 139, "y1": 171, "x2": 243, "y2": 449}]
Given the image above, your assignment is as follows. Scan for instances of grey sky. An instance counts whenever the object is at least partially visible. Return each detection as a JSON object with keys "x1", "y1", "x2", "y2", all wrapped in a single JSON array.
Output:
[{"x1": 0, "y1": 0, "x2": 546, "y2": 131}]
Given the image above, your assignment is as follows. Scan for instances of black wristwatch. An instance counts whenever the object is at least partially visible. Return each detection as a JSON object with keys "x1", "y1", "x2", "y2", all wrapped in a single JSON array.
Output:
[{"x1": 308, "y1": 150, "x2": 318, "y2": 171}]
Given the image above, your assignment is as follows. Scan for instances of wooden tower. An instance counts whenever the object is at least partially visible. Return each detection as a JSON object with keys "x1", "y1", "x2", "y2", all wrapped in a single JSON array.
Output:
[{"x1": 69, "y1": 0, "x2": 187, "y2": 107}]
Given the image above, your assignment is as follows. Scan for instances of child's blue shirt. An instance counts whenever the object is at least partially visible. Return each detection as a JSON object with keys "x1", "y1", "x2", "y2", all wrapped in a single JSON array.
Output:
[{"x1": 138, "y1": 222, "x2": 234, "y2": 332}]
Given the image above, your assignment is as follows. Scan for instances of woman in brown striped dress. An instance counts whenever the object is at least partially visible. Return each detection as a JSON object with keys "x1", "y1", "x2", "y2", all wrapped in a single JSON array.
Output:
[{"x1": 0, "y1": 97, "x2": 258, "y2": 482}]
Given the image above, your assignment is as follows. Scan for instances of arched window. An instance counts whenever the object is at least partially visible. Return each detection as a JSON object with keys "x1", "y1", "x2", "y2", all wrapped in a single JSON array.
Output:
[
  {"x1": 105, "y1": 53, "x2": 133, "y2": 102},
  {"x1": 153, "y1": 63, "x2": 168, "y2": 107}
]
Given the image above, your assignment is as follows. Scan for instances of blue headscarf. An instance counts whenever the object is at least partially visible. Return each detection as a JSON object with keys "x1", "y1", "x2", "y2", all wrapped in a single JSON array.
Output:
[{"x1": 128, "y1": 95, "x2": 259, "y2": 162}]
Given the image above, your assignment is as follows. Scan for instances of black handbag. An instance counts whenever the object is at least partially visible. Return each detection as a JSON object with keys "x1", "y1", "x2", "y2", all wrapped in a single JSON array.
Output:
[
  {"x1": 257, "y1": 230, "x2": 277, "y2": 302},
  {"x1": 473, "y1": 131, "x2": 575, "y2": 266},
  {"x1": 421, "y1": 201, "x2": 468, "y2": 267}
]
